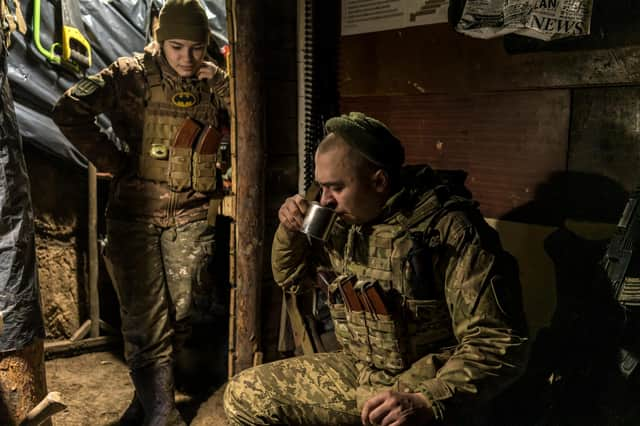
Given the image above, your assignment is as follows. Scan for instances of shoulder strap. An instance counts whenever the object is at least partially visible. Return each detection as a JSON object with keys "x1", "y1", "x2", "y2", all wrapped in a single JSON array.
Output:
[
  {"x1": 140, "y1": 52, "x2": 163, "y2": 104},
  {"x1": 141, "y1": 52, "x2": 162, "y2": 88},
  {"x1": 396, "y1": 185, "x2": 478, "y2": 247}
]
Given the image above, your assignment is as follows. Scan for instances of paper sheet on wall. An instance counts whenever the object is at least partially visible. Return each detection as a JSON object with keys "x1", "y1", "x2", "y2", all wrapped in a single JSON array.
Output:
[
  {"x1": 405, "y1": 0, "x2": 449, "y2": 28},
  {"x1": 341, "y1": 0, "x2": 450, "y2": 36}
]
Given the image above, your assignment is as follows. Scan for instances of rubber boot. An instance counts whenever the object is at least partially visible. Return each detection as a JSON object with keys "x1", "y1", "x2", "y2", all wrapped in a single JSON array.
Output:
[
  {"x1": 119, "y1": 391, "x2": 144, "y2": 425},
  {"x1": 131, "y1": 363, "x2": 186, "y2": 426}
]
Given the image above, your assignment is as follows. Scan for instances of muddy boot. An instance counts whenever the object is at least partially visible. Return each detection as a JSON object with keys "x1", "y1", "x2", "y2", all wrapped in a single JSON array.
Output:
[
  {"x1": 119, "y1": 391, "x2": 144, "y2": 425},
  {"x1": 132, "y1": 363, "x2": 186, "y2": 426}
]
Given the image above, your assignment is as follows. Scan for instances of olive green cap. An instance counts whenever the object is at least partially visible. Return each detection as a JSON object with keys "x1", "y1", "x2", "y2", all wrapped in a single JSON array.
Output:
[
  {"x1": 324, "y1": 112, "x2": 405, "y2": 171},
  {"x1": 156, "y1": 0, "x2": 209, "y2": 44}
]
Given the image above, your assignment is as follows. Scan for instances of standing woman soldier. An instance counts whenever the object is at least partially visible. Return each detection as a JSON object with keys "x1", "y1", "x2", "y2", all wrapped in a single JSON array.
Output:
[{"x1": 52, "y1": 0, "x2": 229, "y2": 424}]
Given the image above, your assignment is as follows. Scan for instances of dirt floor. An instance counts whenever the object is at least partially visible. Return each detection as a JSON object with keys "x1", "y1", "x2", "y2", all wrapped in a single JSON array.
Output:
[{"x1": 45, "y1": 351, "x2": 229, "y2": 425}]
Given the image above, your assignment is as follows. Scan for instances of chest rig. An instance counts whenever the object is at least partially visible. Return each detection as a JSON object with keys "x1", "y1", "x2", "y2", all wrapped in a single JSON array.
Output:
[
  {"x1": 325, "y1": 189, "x2": 471, "y2": 374},
  {"x1": 136, "y1": 52, "x2": 221, "y2": 193}
]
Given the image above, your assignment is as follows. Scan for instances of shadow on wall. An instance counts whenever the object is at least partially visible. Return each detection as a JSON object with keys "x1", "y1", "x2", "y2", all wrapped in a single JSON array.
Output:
[{"x1": 490, "y1": 171, "x2": 640, "y2": 426}]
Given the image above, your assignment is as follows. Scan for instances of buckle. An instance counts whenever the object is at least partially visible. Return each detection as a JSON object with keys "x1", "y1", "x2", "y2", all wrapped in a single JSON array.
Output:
[{"x1": 150, "y1": 144, "x2": 169, "y2": 160}]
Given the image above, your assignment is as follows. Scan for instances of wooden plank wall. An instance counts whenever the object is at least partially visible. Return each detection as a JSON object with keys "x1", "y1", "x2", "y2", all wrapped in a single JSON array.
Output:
[
  {"x1": 342, "y1": 90, "x2": 570, "y2": 222},
  {"x1": 338, "y1": 9, "x2": 640, "y2": 332},
  {"x1": 340, "y1": 21, "x2": 640, "y2": 224}
]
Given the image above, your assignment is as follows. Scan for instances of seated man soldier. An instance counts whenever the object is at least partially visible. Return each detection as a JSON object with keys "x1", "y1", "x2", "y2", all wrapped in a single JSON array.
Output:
[{"x1": 224, "y1": 112, "x2": 530, "y2": 425}]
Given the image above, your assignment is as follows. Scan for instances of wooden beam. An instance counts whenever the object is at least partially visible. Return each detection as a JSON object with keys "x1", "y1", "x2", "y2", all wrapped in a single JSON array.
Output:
[
  {"x1": 69, "y1": 319, "x2": 91, "y2": 342},
  {"x1": 88, "y1": 163, "x2": 99, "y2": 338},
  {"x1": 228, "y1": 0, "x2": 266, "y2": 374},
  {"x1": 340, "y1": 24, "x2": 640, "y2": 96},
  {"x1": 44, "y1": 336, "x2": 120, "y2": 360},
  {"x1": 20, "y1": 392, "x2": 66, "y2": 426}
]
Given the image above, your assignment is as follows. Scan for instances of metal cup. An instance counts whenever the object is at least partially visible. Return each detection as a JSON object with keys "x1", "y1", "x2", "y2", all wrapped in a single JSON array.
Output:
[{"x1": 301, "y1": 202, "x2": 337, "y2": 242}]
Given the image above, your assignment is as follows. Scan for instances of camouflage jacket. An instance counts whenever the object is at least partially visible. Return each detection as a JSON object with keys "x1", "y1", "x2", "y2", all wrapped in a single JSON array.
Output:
[
  {"x1": 52, "y1": 45, "x2": 229, "y2": 227},
  {"x1": 272, "y1": 166, "x2": 529, "y2": 421}
]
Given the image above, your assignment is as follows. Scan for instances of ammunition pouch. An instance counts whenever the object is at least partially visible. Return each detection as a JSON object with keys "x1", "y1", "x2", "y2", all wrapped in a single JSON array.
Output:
[
  {"x1": 192, "y1": 151, "x2": 216, "y2": 192},
  {"x1": 328, "y1": 274, "x2": 453, "y2": 375},
  {"x1": 167, "y1": 146, "x2": 192, "y2": 191},
  {"x1": 192, "y1": 125, "x2": 221, "y2": 193},
  {"x1": 166, "y1": 116, "x2": 199, "y2": 191},
  {"x1": 138, "y1": 117, "x2": 221, "y2": 194}
]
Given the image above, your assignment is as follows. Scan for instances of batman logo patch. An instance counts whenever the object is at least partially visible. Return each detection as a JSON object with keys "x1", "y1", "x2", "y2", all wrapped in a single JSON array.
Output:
[{"x1": 172, "y1": 92, "x2": 198, "y2": 107}]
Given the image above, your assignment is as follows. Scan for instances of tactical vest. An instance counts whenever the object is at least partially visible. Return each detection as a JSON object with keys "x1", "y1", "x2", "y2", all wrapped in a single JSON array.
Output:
[
  {"x1": 135, "y1": 52, "x2": 222, "y2": 193},
  {"x1": 326, "y1": 189, "x2": 471, "y2": 374}
]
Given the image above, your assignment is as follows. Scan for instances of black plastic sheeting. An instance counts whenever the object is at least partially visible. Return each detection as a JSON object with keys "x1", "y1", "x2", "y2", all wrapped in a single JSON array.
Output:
[
  {"x1": 0, "y1": 0, "x2": 226, "y2": 351},
  {"x1": 7, "y1": 0, "x2": 227, "y2": 168},
  {"x1": 0, "y1": 36, "x2": 45, "y2": 352}
]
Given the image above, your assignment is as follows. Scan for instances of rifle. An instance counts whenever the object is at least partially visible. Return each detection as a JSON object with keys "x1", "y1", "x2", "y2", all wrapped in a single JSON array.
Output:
[{"x1": 602, "y1": 187, "x2": 640, "y2": 377}]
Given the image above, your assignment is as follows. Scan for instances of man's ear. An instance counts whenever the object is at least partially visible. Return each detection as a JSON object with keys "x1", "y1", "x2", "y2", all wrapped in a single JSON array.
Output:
[{"x1": 372, "y1": 169, "x2": 389, "y2": 193}]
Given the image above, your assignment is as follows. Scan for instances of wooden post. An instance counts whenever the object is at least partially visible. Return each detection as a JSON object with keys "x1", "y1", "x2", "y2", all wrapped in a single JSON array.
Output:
[
  {"x1": 227, "y1": 0, "x2": 265, "y2": 374},
  {"x1": 0, "y1": 339, "x2": 50, "y2": 426},
  {"x1": 88, "y1": 163, "x2": 99, "y2": 338}
]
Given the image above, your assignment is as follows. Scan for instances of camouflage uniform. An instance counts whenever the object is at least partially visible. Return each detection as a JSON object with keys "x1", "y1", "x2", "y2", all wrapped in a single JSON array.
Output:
[
  {"x1": 52, "y1": 44, "x2": 228, "y2": 369},
  {"x1": 225, "y1": 166, "x2": 529, "y2": 425}
]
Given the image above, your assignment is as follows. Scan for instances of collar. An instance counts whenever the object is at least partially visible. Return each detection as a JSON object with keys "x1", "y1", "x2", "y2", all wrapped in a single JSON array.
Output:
[{"x1": 377, "y1": 165, "x2": 442, "y2": 224}]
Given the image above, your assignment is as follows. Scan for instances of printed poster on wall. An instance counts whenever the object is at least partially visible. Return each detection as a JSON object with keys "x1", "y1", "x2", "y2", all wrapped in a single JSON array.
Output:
[{"x1": 341, "y1": 0, "x2": 450, "y2": 36}]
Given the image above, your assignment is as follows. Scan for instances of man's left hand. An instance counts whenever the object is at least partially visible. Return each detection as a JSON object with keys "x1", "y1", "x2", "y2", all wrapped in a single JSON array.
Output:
[{"x1": 361, "y1": 390, "x2": 435, "y2": 426}]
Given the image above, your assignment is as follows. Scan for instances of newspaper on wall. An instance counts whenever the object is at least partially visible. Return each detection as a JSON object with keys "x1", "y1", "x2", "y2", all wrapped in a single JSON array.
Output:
[{"x1": 454, "y1": 0, "x2": 593, "y2": 41}]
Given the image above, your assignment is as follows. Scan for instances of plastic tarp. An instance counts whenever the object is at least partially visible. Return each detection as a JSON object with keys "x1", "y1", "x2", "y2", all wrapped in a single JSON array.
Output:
[
  {"x1": 0, "y1": 35, "x2": 45, "y2": 352},
  {"x1": 6, "y1": 0, "x2": 227, "y2": 168},
  {"x1": 0, "y1": 0, "x2": 226, "y2": 350}
]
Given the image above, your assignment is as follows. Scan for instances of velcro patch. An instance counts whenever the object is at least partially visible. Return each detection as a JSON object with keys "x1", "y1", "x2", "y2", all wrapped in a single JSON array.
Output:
[
  {"x1": 172, "y1": 91, "x2": 198, "y2": 108},
  {"x1": 71, "y1": 75, "x2": 105, "y2": 97}
]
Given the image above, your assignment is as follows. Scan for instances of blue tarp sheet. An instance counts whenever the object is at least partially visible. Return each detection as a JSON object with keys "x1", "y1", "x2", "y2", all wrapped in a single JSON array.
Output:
[{"x1": 7, "y1": 0, "x2": 227, "y2": 168}]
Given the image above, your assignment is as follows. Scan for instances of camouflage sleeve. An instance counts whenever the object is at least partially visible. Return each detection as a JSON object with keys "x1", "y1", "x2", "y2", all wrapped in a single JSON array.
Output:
[
  {"x1": 271, "y1": 224, "x2": 333, "y2": 294},
  {"x1": 271, "y1": 224, "x2": 313, "y2": 293},
  {"x1": 398, "y1": 212, "x2": 529, "y2": 421},
  {"x1": 52, "y1": 60, "x2": 125, "y2": 173},
  {"x1": 207, "y1": 62, "x2": 230, "y2": 111}
]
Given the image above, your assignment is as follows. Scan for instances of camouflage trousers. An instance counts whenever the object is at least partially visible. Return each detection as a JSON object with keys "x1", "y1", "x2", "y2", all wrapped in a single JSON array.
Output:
[
  {"x1": 104, "y1": 219, "x2": 215, "y2": 370},
  {"x1": 224, "y1": 352, "x2": 368, "y2": 425}
]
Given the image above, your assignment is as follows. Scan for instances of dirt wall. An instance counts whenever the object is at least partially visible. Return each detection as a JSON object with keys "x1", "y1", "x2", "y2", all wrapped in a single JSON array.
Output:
[{"x1": 24, "y1": 145, "x2": 87, "y2": 339}]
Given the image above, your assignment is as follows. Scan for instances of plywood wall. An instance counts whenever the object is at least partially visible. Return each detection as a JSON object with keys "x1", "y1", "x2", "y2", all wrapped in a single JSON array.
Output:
[{"x1": 338, "y1": 13, "x2": 640, "y2": 333}]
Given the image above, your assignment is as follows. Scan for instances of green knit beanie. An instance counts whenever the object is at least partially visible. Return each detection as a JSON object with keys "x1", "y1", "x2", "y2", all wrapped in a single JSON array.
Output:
[
  {"x1": 156, "y1": 0, "x2": 209, "y2": 44},
  {"x1": 324, "y1": 112, "x2": 405, "y2": 171}
]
